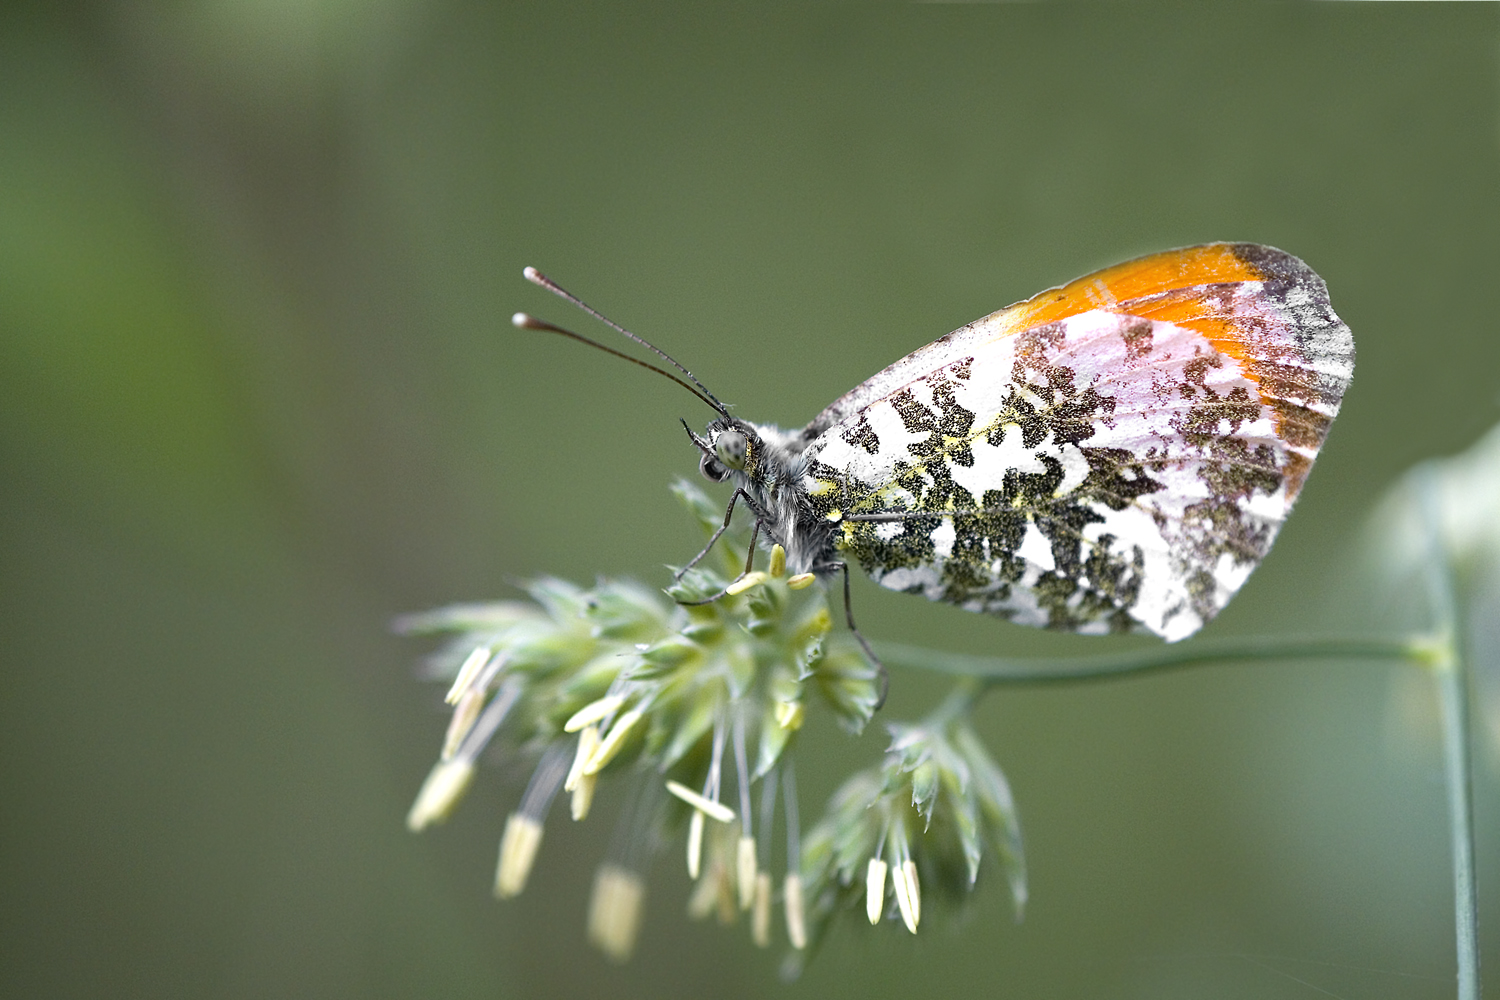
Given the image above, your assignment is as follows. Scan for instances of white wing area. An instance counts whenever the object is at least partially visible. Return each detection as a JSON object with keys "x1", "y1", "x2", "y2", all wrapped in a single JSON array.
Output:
[{"x1": 799, "y1": 307, "x2": 1335, "y2": 641}]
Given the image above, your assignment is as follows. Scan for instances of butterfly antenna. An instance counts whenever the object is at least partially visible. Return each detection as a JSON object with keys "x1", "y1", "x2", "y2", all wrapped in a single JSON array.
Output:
[
  {"x1": 512, "y1": 313, "x2": 721, "y2": 414},
  {"x1": 522, "y1": 266, "x2": 729, "y2": 416}
]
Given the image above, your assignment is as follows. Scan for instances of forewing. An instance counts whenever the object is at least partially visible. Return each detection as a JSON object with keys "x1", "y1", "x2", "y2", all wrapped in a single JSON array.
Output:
[
  {"x1": 798, "y1": 242, "x2": 1347, "y2": 451},
  {"x1": 798, "y1": 251, "x2": 1353, "y2": 641}
]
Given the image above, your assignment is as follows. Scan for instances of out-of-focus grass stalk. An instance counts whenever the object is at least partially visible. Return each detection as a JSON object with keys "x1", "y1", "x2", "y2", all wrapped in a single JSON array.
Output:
[{"x1": 1418, "y1": 465, "x2": 1478, "y2": 1000}]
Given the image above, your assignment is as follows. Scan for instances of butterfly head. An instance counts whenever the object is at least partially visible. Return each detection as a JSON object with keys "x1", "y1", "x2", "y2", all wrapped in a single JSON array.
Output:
[{"x1": 685, "y1": 416, "x2": 764, "y2": 485}]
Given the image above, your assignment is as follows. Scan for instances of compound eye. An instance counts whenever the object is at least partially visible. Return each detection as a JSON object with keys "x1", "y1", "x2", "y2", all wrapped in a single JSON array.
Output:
[
  {"x1": 714, "y1": 430, "x2": 748, "y2": 470},
  {"x1": 699, "y1": 453, "x2": 730, "y2": 483}
]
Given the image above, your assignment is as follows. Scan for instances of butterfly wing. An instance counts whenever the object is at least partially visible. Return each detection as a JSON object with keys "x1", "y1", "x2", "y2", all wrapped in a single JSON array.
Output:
[{"x1": 797, "y1": 244, "x2": 1354, "y2": 641}]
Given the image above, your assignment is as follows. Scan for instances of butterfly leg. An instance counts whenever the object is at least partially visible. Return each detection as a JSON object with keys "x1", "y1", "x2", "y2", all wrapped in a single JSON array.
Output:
[
  {"x1": 742, "y1": 519, "x2": 761, "y2": 577},
  {"x1": 817, "y1": 560, "x2": 889, "y2": 711},
  {"x1": 676, "y1": 519, "x2": 767, "y2": 606},
  {"x1": 673, "y1": 487, "x2": 758, "y2": 582},
  {"x1": 676, "y1": 494, "x2": 773, "y2": 607}
]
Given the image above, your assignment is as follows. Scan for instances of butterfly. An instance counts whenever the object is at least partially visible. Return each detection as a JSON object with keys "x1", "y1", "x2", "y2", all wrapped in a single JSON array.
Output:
[{"x1": 516, "y1": 243, "x2": 1354, "y2": 661}]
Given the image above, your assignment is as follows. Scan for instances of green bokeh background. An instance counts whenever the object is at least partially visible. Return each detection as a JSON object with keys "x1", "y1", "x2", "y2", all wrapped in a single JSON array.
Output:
[{"x1": 3, "y1": 4, "x2": 1499, "y2": 998}]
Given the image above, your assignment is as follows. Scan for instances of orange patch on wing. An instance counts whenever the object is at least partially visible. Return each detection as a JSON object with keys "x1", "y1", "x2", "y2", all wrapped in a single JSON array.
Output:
[
  {"x1": 988, "y1": 243, "x2": 1280, "y2": 395},
  {"x1": 1004, "y1": 244, "x2": 1263, "y2": 330}
]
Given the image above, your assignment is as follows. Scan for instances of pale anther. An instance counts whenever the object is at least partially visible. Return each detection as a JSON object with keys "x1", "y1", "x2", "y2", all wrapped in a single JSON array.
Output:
[
  {"x1": 892, "y1": 860, "x2": 918, "y2": 934},
  {"x1": 687, "y1": 852, "x2": 719, "y2": 918},
  {"x1": 570, "y1": 770, "x2": 597, "y2": 821},
  {"x1": 904, "y1": 859, "x2": 921, "y2": 927},
  {"x1": 441, "y1": 688, "x2": 485, "y2": 760},
  {"x1": 406, "y1": 759, "x2": 476, "y2": 831},
  {"x1": 444, "y1": 645, "x2": 492, "y2": 705},
  {"x1": 865, "y1": 857, "x2": 888, "y2": 925},
  {"x1": 785, "y1": 872, "x2": 807, "y2": 949},
  {"x1": 786, "y1": 573, "x2": 816, "y2": 590},
  {"x1": 768, "y1": 544, "x2": 787, "y2": 578},
  {"x1": 587, "y1": 865, "x2": 645, "y2": 962},
  {"x1": 752, "y1": 871, "x2": 772, "y2": 947},
  {"x1": 494, "y1": 813, "x2": 544, "y2": 898},
  {"x1": 725, "y1": 571, "x2": 769, "y2": 596},
  {"x1": 564, "y1": 693, "x2": 625, "y2": 733},
  {"x1": 665, "y1": 779, "x2": 737, "y2": 823},
  {"x1": 564, "y1": 725, "x2": 599, "y2": 794},
  {"x1": 583, "y1": 708, "x2": 643, "y2": 774},
  {"x1": 686, "y1": 809, "x2": 706, "y2": 879}
]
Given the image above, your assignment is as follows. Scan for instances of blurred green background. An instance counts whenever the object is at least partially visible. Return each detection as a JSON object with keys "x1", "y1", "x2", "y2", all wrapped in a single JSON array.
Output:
[{"x1": 3, "y1": 3, "x2": 1499, "y2": 998}]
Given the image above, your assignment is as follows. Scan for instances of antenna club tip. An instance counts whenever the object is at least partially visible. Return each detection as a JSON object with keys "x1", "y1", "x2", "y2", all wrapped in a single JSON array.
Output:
[
  {"x1": 522, "y1": 266, "x2": 545, "y2": 284},
  {"x1": 511, "y1": 312, "x2": 530, "y2": 328}
]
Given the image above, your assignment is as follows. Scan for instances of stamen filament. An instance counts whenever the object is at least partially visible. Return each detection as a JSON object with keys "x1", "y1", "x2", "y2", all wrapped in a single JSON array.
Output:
[
  {"x1": 782, "y1": 763, "x2": 801, "y2": 873},
  {"x1": 518, "y1": 743, "x2": 572, "y2": 818},
  {"x1": 733, "y1": 708, "x2": 753, "y2": 834},
  {"x1": 452, "y1": 677, "x2": 523, "y2": 764},
  {"x1": 757, "y1": 768, "x2": 779, "y2": 868}
]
